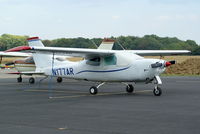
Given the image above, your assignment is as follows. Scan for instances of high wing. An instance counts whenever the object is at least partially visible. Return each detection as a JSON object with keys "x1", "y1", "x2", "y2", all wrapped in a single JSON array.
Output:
[
  {"x1": 6, "y1": 46, "x2": 115, "y2": 59},
  {"x1": 0, "y1": 51, "x2": 31, "y2": 57},
  {"x1": 6, "y1": 46, "x2": 190, "y2": 57},
  {"x1": 128, "y1": 50, "x2": 190, "y2": 56}
]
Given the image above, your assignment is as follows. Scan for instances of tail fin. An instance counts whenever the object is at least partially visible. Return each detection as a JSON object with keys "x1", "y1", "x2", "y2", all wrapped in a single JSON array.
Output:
[
  {"x1": 27, "y1": 37, "x2": 52, "y2": 72},
  {"x1": 98, "y1": 38, "x2": 115, "y2": 50},
  {"x1": 28, "y1": 37, "x2": 44, "y2": 47}
]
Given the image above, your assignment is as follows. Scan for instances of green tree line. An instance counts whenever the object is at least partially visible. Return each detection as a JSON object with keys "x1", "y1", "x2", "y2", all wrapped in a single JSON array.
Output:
[{"x1": 0, "y1": 34, "x2": 200, "y2": 55}]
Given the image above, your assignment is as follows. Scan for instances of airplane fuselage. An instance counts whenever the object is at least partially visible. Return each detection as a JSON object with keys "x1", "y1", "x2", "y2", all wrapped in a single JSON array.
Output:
[{"x1": 43, "y1": 52, "x2": 166, "y2": 82}]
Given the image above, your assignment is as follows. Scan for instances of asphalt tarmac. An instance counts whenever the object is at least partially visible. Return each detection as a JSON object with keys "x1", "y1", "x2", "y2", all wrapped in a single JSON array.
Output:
[{"x1": 0, "y1": 73, "x2": 200, "y2": 134}]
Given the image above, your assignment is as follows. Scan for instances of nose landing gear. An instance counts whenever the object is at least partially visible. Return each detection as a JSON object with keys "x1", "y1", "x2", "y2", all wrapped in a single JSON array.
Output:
[
  {"x1": 153, "y1": 76, "x2": 162, "y2": 96},
  {"x1": 153, "y1": 86, "x2": 162, "y2": 96}
]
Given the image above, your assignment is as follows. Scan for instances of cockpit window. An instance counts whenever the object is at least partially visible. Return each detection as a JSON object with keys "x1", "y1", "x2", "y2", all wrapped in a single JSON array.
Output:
[
  {"x1": 104, "y1": 55, "x2": 117, "y2": 65},
  {"x1": 86, "y1": 57, "x2": 101, "y2": 66}
]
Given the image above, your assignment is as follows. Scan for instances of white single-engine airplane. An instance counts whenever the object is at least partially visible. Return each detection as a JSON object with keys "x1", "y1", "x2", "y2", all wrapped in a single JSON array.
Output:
[{"x1": 7, "y1": 37, "x2": 190, "y2": 96}]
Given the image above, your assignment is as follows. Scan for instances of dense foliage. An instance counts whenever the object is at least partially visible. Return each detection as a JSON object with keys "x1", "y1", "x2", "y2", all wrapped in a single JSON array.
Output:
[{"x1": 0, "y1": 34, "x2": 199, "y2": 55}]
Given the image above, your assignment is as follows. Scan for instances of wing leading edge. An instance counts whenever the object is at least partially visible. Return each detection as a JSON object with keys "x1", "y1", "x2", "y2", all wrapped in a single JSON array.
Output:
[
  {"x1": 6, "y1": 46, "x2": 190, "y2": 57},
  {"x1": 128, "y1": 50, "x2": 191, "y2": 56}
]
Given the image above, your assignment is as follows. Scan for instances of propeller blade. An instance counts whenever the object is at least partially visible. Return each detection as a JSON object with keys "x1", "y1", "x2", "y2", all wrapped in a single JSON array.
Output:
[{"x1": 169, "y1": 60, "x2": 176, "y2": 65}]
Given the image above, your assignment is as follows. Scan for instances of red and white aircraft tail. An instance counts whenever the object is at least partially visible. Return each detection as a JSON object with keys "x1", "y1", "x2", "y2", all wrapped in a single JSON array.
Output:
[{"x1": 27, "y1": 37, "x2": 52, "y2": 72}]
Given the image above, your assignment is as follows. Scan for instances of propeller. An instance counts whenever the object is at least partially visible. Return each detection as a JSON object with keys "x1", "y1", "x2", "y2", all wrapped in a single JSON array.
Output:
[
  {"x1": 165, "y1": 60, "x2": 176, "y2": 67},
  {"x1": 151, "y1": 60, "x2": 176, "y2": 68}
]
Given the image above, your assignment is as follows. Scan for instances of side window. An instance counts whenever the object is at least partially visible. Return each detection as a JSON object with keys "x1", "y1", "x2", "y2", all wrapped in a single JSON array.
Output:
[
  {"x1": 104, "y1": 55, "x2": 117, "y2": 66},
  {"x1": 86, "y1": 57, "x2": 101, "y2": 66}
]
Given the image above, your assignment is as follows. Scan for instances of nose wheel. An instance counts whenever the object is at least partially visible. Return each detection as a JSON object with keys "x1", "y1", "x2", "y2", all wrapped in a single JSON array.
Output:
[{"x1": 153, "y1": 86, "x2": 162, "y2": 96}]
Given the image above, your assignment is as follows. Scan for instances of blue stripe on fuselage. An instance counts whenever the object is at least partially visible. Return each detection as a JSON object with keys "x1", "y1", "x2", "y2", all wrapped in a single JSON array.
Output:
[{"x1": 76, "y1": 66, "x2": 130, "y2": 75}]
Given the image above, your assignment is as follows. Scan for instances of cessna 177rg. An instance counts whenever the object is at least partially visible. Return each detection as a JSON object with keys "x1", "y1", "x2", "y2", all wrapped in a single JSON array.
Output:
[{"x1": 6, "y1": 37, "x2": 190, "y2": 96}]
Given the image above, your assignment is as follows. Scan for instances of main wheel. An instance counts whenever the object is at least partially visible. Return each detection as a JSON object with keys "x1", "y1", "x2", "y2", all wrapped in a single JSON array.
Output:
[
  {"x1": 17, "y1": 77, "x2": 22, "y2": 83},
  {"x1": 153, "y1": 86, "x2": 162, "y2": 96},
  {"x1": 89, "y1": 86, "x2": 98, "y2": 95},
  {"x1": 29, "y1": 77, "x2": 35, "y2": 84},
  {"x1": 57, "y1": 77, "x2": 62, "y2": 83},
  {"x1": 126, "y1": 84, "x2": 134, "y2": 93}
]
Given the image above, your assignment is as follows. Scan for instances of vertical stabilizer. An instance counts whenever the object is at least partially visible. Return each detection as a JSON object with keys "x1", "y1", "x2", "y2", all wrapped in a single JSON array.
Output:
[
  {"x1": 98, "y1": 38, "x2": 115, "y2": 50},
  {"x1": 27, "y1": 37, "x2": 52, "y2": 72}
]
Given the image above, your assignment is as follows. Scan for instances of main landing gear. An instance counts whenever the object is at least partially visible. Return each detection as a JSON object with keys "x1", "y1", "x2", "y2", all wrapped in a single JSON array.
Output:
[
  {"x1": 89, "y1": 82, "x2": 135, "y2": 95},
  {"x1": 17, "y1": 75, "x2": 35, "y2": 84},
  {"x1": 89, "y1": 82, "x2": 105, "y2": 95},
  {"x1": 17, "y1": 76, "x2": 22, "y2": 83},
  {"x1": 17, "y1": 76, "x2": 63, "y2": 84},
  {"x1": 29, "y1": 77, "x2": 35, "y2": 84},
  {"x1": 89, "y1": 86, "x2": 98, "y2": 95},
  {"x1": 57, "y1": 77, "x2": 63, "y2": 83},
  {"x1": 125, "y1": 84, "x2": 134, "y2": 93}
]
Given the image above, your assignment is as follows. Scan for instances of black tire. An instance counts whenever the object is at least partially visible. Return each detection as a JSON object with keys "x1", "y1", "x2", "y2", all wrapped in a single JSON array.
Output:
[
  {"x1": 153, "y1": 87, "x2": 162, "y2": 96},
  {"x1": 17, "y1": 77, "x2": 22, "y2": 83},
  {"x1": 89, "y1": 86, "x2": 98, "y2": 95},
  {"x1": 57, "y1": 77, "x2": 62, "y2": 83},
  {"x1": 126, "y1": 84, "x2": 134, "y2": 93},
  {"x1": 29, "y1": 77, "x2": 35, "y2": 84}
]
